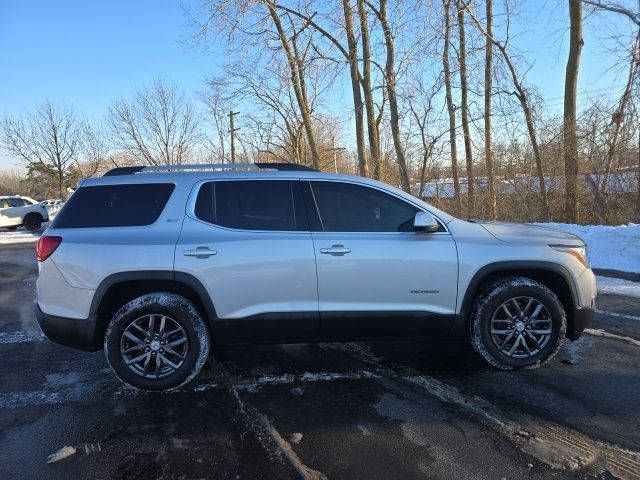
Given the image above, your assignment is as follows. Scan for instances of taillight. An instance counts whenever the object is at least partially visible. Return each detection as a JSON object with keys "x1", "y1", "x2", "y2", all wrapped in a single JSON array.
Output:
[{"x1": 37, "y1": 235, "x2": 62, "y2": 262}]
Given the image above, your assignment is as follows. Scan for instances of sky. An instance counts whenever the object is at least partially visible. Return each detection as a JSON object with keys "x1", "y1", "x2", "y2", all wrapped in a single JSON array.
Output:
[{"x1": 0, "y1": 0, "x2": 636, "y2": 171}]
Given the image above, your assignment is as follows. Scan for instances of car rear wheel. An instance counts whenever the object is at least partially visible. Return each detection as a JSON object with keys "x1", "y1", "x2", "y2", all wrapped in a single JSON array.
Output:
[
  {"x1": 469, "y1": 277, "x2": 566, "y2": 370},
  {"x1": 23, "y1": 213, "x2": 42, "y2": 232},
  {"x1": 104, "y1": 293, "x2": 210, "y2": 391}
]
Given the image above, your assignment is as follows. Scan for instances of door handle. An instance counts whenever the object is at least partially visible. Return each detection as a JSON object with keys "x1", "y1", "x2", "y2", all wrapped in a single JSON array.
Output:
[
  {"x1": 320, "y1": 245, "x2": 351, "y2": 256},
  {"x1": 183, "y1": 247, "x2": 217, "y2": 258}
]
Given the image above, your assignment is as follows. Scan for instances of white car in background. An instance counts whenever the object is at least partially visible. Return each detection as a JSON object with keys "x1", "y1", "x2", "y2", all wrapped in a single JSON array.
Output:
[
  {"x1": 41, "y1": 199, "x2": 64, "y2": 219},
  {"x1": 0, "y1": 195, "x2": 49, "y2": 231}
]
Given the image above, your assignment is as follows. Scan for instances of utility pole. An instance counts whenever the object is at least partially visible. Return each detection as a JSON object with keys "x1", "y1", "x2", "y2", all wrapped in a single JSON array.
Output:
[
  {"x1": 325, "y1": 137, "x2": 346, "y2": 173},
  {"x1": 228, "y1": 111, "x2": 240, "y2": 164}
]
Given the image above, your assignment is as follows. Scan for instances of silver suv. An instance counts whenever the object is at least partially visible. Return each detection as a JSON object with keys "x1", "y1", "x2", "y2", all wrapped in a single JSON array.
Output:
[{"x1": 35, "y1": 163, "x2": 596, "y2": 391}]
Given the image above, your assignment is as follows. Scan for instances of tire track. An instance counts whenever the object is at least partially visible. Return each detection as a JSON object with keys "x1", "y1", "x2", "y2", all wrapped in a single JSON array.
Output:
[{"x1": 326, "y1": 342, "x2": 640, "y2": 480}]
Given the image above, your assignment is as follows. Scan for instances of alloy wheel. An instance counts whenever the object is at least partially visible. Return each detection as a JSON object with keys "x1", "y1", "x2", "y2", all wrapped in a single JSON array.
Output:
[
  {"x1": 120, "y1": 314, "x2": 189, "y2": 379},
  {"x1": 489, "y1": 296, "x2": 553, "y2": 358}
]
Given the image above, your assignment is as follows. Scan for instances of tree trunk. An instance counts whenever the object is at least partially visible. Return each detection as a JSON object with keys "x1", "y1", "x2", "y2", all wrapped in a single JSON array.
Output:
[
  {"x1": 601, "y1": 32, "x2": 639, "y2": 200},
  {"x1": 457, "y1": 1, "x2": 474, "y2": 216},
  {"x1": 463, "y1": 4, "x2": 550, "y2": 219},
  {"x1": 375, "y1": 0, "x2": 411, "y2": 192},
  {"x1": 442, "y1": 0, "x2": 462, "y2": 214},
  {"x1": 57, "y1": 170, "x2": 65, "y2": 200},
  {"x1": 342, "y1": 0, "x2": 370, "y2": 177},
  {"x1": 636, "y1": 133, "x2": 640, "y2": 222},
  {"x1": 484, "y1": 0, "x2": 496, "y2": 219},
  {"x1": 268, "y1": 6, "x2": 321, "y2": 169},
  {"x1": 563, "y1": 0, "x2": 584, "y2": 223},
  {"x1": 357, "y1": 0, "x2": 381, "y2": 179}
]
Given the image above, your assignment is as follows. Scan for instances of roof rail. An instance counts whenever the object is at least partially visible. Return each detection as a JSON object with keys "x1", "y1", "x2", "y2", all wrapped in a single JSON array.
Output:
[
  {"x1": 254, "y1": 162, "x2": 318, "y2": 172},
  {"x1": 103, "y1": 162, "x2": 319, "y2": 177}
]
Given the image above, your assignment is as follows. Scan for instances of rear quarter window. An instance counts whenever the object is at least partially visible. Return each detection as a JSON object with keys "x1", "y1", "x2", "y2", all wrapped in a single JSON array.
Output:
[{"x1": 52, "y1": 183, "x2": 175, "y2": 228}]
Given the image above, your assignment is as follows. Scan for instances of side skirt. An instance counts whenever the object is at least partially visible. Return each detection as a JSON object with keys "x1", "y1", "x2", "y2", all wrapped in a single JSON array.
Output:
[{"x1": 213, "y1": 311, "x2": 456, "y2": 346}]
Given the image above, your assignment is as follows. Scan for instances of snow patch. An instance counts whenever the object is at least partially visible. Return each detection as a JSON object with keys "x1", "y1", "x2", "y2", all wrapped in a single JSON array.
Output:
[
  {"x1": 584, "y1": 328, "x2": 640, "y2": 347},
  {"x1": 597, "y1": 276, "x2": 640, "y2": 298},
  {"x1": 596, "y1": 309, "x2": 640, "y2": 322},
  {"x1": 536, "y1": 223, "x2": 640, "y2": 273},
  {"x1": 47, "y1": 446, "x2": 76, "y2": 463},
  {"x1": 0, "y1": 224, "x2": 49, "y2": 244},
  {"x1": 561, "y1": 335, "x2": 594, "y2": 365},
  {"x1": 0, "y1": 330, "x2": 43, "y2": 344}
]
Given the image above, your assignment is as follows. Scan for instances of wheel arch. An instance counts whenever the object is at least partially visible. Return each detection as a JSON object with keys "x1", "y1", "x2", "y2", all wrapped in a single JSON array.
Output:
[
  {"x1": 23, "y1": 211, "x2": 45, "y2": 222},
  {"x1": 453, "y1": 261, "x2": 578, "y2": 339},
  {"x1": 91, "y1": 271, "x2": 217, "y2": 348}
]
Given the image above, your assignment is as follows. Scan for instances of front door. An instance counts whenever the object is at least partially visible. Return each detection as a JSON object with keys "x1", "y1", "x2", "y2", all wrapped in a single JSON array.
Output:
[
  {"x1": 306, "y1": 180, "x2": 458, "y2": 338},
  {"x1": 175, "y1": 179, "x2": 319, "y2": 344}
]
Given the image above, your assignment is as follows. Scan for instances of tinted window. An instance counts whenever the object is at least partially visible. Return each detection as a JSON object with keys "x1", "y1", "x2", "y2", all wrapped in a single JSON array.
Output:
[
  {"x1": 195, "y1": 180, "x2": 301, "y2": 231},
  {"x1": 311, "y1": 181, "x2": 417, "y2": 232},
  {"x1": 0, "y1": 199, "x2": 8, "y2": 208},
  {"x1": 8, "y1": 198, "x2": 26, "y2": 207},
  {"x1": 53, "y1": 183, "x2": 174, "y2": 228}
]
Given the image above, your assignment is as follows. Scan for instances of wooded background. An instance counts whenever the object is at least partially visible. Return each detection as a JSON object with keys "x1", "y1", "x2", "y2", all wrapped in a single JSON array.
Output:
[{"x1": 2, "y1": 0, "x2": 639, "y2": 225}]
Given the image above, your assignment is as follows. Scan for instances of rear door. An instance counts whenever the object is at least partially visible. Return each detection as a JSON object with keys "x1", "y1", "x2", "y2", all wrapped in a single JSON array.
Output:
[
  {"x1": 175, "y1": 179, "x2": 319, "y2": 344},
  {"x1": 1, "y1": 198, "x2": 26, "y2": 226},
  {"x1": 305, "y1": 180, "x2": 458, "y2": 339}
]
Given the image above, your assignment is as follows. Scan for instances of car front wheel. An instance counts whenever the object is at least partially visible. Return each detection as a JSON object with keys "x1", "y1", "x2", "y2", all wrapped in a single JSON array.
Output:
[
  {"x1": 104, "y1": 293, "x2": 210, "y2": 391},
  {"x1": 469, "y1": 277, "x2": 566, "y2": 370}
]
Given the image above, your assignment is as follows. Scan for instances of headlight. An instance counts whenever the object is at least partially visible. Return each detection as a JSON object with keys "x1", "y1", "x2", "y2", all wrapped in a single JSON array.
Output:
[{"x1": 550, "y1": 245, "x2": 589, "y2": 268}]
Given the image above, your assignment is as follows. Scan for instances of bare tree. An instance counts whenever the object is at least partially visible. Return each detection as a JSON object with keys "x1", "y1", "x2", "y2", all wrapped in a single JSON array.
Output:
[
  {"x1": 601, "y1": 31, "x2": 639, "y2": 192},
  {"x1": 0, "y1": 170, "x2": 24, "y2": 196},
  {"x1": 357, "y1": 0, "x2": 382, "y2": 178},
  {"x1": 456, "y1": 0, "x2": 475, "y2": 216},
  {"x1": 270, "y1": 1, "x2": 373, "y2": 176},
  {"x1": 80, "y1": 121, "x2": 110, "y2": 177},
  {"x1": 442, "y1": 0, "x2": 463, "y2": 214},
  {"x1": 581, "y1": 0, "x2": 640, "y2": 26},
  {"x1": 465, "y1": 4, "x2": 550, "y2": 220},
  {"x1": 484, "y1": 0, "x2": 496, "y2": 219},
  {"x1": 108, "y1": 80, "x2": 202, "y2": 166},
  {"x1": 2, "y1": 101, "x2": 82, "y2": 197},
  {"x1": 266, "y1": 4, "x2": 322, "y2": 169},
  {"x1": 564, "y1": 0, "x2": 584, "y2": 223},
  {"x1": 342, "y1": 0, "x2": 369, "y2": 176},
  {"x1": 200, "y1": 78, "x2": 232, "y2": 162},
  {"x1": 368, "y1": 0, "x2": 411, "y2": 192},
  {"x1": 407, "y1": 78, "x2": 448, "y2": 201}
]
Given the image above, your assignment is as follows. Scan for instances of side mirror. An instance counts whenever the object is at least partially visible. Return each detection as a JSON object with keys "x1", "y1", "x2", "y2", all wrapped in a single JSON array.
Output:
[{"x1": 413, "y1": 211, "x2": 439, "y2": 233}]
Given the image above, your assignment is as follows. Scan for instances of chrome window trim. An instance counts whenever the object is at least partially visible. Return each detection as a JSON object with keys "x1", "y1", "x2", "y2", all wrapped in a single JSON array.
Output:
[
  {"x1": 185, "y1": 178, "x2": 308, "y2": 234},
  {"x1": 185, "y1": 177, "x2": 451, "y2": 236},
  {"x1": 305, "y1": 178, "x2": 451, "y2": 235}
]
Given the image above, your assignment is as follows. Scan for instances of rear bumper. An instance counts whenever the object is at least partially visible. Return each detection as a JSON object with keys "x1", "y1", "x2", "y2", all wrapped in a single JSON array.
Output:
[
  {"x1": 567, "y1": 304, "x2": 594, "y2": 340},
  {"x1": 35, "y1": 302, "x2": 100, "y2": 351}
]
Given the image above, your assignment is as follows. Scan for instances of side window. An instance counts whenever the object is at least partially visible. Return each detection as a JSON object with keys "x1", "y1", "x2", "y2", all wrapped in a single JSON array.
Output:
[
  {"x1": 310, "y1": 181, "x2": 418, "y2": 232},
  {"x1": 8, "y1": 198, "x2": 26, "y2": 207},
  {"x1": 195, "y1": 180, "x2": 304, "y2": 231},
  {"x1": 52, "y1": 183, "x2": 175, "y2": 228},
  {"x1": 0, "y1": 199, "x2": 8, "y2": 208}
]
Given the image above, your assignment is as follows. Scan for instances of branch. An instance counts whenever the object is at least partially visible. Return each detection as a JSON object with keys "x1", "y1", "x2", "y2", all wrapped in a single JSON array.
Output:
[{"x1": 581, "y1": 0, "x2": 640, "y2": 26}]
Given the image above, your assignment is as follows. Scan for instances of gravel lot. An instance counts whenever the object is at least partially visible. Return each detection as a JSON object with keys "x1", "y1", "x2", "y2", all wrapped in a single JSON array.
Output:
[{"x1": 1, "y1": 242, "x2": 639, "y2": 479}]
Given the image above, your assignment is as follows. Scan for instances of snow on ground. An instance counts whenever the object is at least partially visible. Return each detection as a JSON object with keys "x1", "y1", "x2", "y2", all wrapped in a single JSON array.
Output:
[
  {"x1": 596, "y1": 276, "x2": 640, "y2": 298},
  {"x1": 0, "y1": 228, "x2": 41, "y2": 244},
  {"x1": 535, "y1": 223, "x2": 640, "y2": 274}
]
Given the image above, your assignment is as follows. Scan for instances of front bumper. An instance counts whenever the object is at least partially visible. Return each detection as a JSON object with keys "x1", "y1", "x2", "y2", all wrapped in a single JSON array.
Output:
[
  {"x1": 35, "y1": 302, "x2": 100, "y2": 351},
  {"x1": 566, "y1": 304, "x2": 594, "y2": 340}
]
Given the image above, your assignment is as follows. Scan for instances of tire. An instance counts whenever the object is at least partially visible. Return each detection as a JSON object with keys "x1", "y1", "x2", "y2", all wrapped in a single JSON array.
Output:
[
  {"x1": 469, "y1": 277, "x2": 566, "y2": 370},
  {"x1": 23, "y1": 213, "x2": 42, "y2": 232},
  {"x1": 104, "y1": 293, "x2": 210, "y2": 391}
]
